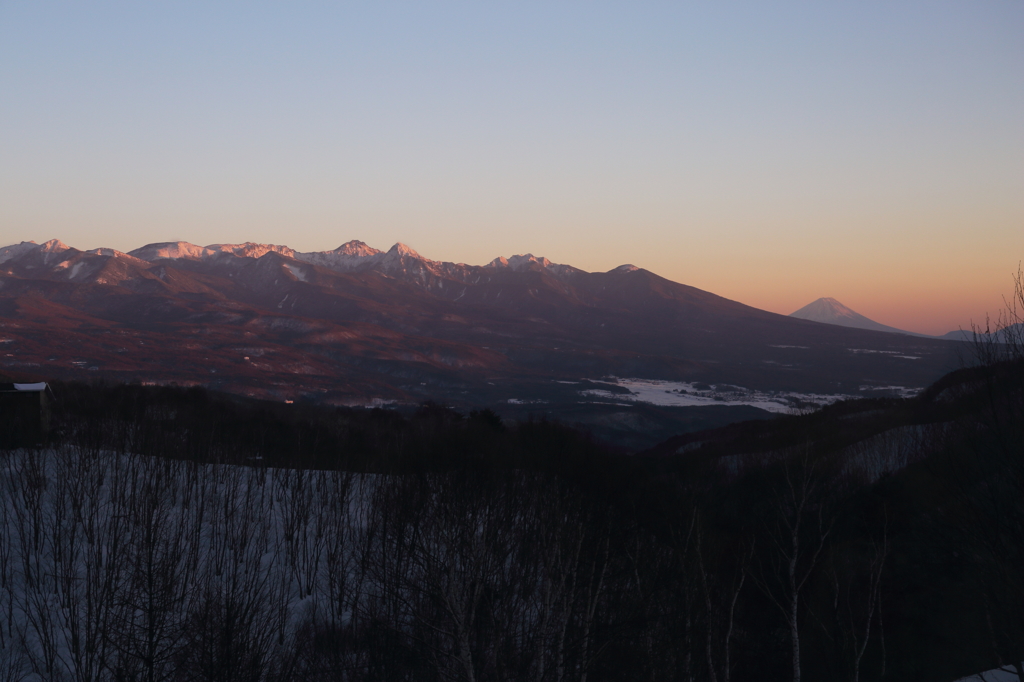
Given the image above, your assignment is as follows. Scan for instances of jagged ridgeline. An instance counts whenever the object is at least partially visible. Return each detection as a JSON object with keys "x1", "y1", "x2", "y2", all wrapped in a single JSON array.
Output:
[
  {"x1": 0, "y1": 348, "x2": 1022, "y2": 681},
  {"x1": 0, "y1": 238, "x2": 964, "y2": 413}
]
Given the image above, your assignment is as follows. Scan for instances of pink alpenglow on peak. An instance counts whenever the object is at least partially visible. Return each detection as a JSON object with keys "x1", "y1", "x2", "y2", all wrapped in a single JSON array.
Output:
[
  {"x1": 331, "y1": 240, "x2": 381, "y2": 257},
  {"x1": 39, "y1": 239, "x2": 70, "y2": 253},
  {"x1": 206, "y1": 243, "x2": 297, "y2": 259},
  {"x1": 386, "y1": 243, "x2": 422, "y2": 259},
  {"x1": 128, "y1": 242, "x2": 214, "y2": 261},
  {"x1": 38, "y1": 240, "x2": 71, "y2": 263},
  {"x1": 487, "y1": 254, "x2": 556, "y2": 272}
]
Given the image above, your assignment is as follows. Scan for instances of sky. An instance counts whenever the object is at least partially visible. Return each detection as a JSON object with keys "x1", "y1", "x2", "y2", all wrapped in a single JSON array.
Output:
[{"x1": 1, "y1": 2, "x2": 1021, "y2": 335}]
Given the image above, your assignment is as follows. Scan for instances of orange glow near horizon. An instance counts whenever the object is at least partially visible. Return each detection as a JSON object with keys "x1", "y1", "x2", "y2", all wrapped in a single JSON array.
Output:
[
  {"x1": 1, "y1": 4, "x2": 1021, "y2": 337},
  {"x1": 648, "y1": 237, "x2": 1022, "y2": 337}
]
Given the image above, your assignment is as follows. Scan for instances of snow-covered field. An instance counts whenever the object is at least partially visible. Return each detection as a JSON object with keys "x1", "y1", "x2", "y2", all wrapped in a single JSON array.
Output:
[
  {"x1": 0, "y1": 447, "x2": 373, "y2": 680},
  {"x1": 957, "y1": 666, "x2": 1022, "y2": 681},
  {"x1": 579, "y1": 378, "x2": 855, "y2": 413},
  {"x1": 857, "y1": 384, "x2": 921, "y2": 398},
  {"x1": 0, "y1": 447, "x2": 617, "y2": 681}
]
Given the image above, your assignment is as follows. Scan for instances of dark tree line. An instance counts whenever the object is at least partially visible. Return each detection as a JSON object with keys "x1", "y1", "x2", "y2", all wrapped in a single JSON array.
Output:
[{"x1": 0, "y1": 271, "x2": 1021, "y2": 681}]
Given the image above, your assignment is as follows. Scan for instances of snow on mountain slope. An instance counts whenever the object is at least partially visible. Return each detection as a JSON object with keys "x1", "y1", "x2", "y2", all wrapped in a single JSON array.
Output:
[
  {"x1": 790, "y1": 297, "x2": 915, "y2": 335},
  {"x1": 207, "y1": 242, "x2": 297, "y2": 259},
  {"x1": 113, "y1": 238, "x2": 601, "y2": 284},
  {"x1": 0, "y1": 240, "x2": 73, "y2": 270},
  {"x1": 294, "y1": 240, "x2": 383, "y2": 270},
  {"x1": 283, "y1": 262, "x2": 309, "y2": 282},
  {"x1": 129, "y1": 241, "x2": 214, "y2": 261},
  {"x1": 35, "y1": 239, "x2": 71, "y2": 264},
  {"x1": 129, "y1": 239, "x2": 410, "y2": 274},
  {"x1": 488, "y1": 254, "x2": 555, "y2": 271},
  {"x1": 86, "y1": 247, "x2": 146, "y2": 263},
  {"x1": 0, "y1": 241, "x2": 42, "y2": 264},
  {"x1": 485, "y1": 253, "x2": 582, "y2": 279}
]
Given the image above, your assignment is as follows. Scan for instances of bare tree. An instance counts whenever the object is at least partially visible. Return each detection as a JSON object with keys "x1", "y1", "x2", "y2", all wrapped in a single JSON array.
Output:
[
  {"x1": 825, "y1": 514, "x2": 888, "y2": 682},
  {"x1": 695, "y1": 522, "x2": 752, "y2": 682},
  {"x1": 107, "y1": 455, "x2": 200, "y2": 682},
  {"x1": 754, "y1": 452, "x2": 836, "y2": 682},
  {"x1": 944, "y1": 265, "x2": 1024, "y2": 674}
]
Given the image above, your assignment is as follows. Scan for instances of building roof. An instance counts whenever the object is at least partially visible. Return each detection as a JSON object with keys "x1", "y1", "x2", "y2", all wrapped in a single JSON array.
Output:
[{"x1": 0, "y1": 383, "x2": 47, "y2": 392}]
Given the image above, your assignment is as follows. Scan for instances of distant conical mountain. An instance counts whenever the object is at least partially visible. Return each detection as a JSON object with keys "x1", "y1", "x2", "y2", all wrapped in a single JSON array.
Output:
[{"x1": 789, "y1": 297, "x2": 915, "y2": 335}]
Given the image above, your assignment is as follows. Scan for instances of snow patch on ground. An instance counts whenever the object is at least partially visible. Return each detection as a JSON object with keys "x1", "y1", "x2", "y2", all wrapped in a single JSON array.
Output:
[
  {"x1": 68, "y1": 261, "x2": 89, "y2": 281},
  {"x1": 284, "y1": 263, "x2": 308, "y2": 282},
  {"x1": 0, "y1": 448, "x2": 375, "y2": 679},
  {"x1": 956, "y1": 666, "x2": 1022, "y2": 681},
  {"x1": 858, "y1": 385, "x2": 922, "y2": 398},
  {"x1": 580, "y1": 378, "x2": 854, "y2": 414}
]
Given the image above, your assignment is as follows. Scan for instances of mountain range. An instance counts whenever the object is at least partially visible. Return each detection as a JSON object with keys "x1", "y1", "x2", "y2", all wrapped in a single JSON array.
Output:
[{"x1": 0, "y1": 238, "x2": 967, "y2": 444}]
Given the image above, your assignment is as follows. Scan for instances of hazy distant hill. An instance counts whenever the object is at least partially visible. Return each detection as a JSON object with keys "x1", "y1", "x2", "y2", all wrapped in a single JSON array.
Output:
[{"x1": 936, "y1": 322, "x2": 1024, "y2": 343}]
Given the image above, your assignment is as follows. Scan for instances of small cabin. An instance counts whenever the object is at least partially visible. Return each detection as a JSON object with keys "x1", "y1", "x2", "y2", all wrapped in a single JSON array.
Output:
[{"x1": 0, "y1": 382, "x2": 50, "y2": 449}]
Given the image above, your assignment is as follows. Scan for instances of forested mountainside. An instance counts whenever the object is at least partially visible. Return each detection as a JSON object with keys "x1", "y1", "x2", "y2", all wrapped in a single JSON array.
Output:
[
  {"x1": 0, "y1": 239, "x2": 960, "y2": 409},
  {"x1": 1, "y1": 338, "x2": 1022, "y2": 681}
]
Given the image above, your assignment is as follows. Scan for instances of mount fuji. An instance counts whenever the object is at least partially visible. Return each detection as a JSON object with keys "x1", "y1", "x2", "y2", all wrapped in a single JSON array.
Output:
[{"x1": 789, "y1": 297, "x2": 919, "y2": 336}]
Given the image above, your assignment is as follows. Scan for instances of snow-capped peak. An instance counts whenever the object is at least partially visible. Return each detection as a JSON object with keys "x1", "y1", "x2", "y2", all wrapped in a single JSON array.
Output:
[
  {"x1": 0, "y1": 240, "x2": 71, "y2": 266},
  {"x1": 373, "y1": 242, "x2": 434, "y2": 275},
  {"x1": 3, "y1": 237, "x2": 599, "y2": 288},
  {"x1": 792, "y1": 297, "x2": 859, "y2": 321},
  {"x1": 790, "y1": 297, "x2": 912, "y2": 335},
  {"x1": 37, "y1": 239, "x2": 71, "y2": 263},
  {"x1": 611, "y1": 264, "x2": 639, "y2": 273},
  {"x1": 331, "y1": 240, "x2": 381, "y2": 257},
  {"x1": 83, "y1": 248, "x2": 149, "y2": 267},
  {"x1": 206, "y1": 242, "x2": 297, "y2": 259},
  {"x1": 0, "y1": 241, "x2": 40, "y2": 264},
  {"x1": 487, "y1": 253, "x2": 555, "y2": 272},
  {"x1": 292, "y1": 241, "x2": 387, "y2": 271},
  {"x1": 129, "y1": 241, "x2": 213, "y2": 261},
  {"x1": 39, "y1": 239, "x2": 70, "y2": 253},
  {"x1": 511, "y1": 254, "x2": 551, "y2": 270},
  {"x1": 388, "y1": 243, "x2": 420, "y2": 258}
]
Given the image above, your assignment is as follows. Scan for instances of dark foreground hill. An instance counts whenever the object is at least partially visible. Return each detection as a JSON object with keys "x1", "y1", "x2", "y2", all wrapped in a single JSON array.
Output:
[{"x1": 1, "y1": 340, "x2": 1020, "y2": 681}]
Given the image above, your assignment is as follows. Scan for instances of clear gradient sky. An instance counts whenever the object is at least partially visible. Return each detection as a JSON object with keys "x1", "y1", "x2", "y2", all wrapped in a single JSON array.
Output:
[{"x1": 1, "y1": 2, "x2": 1022, "y2": 335}]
